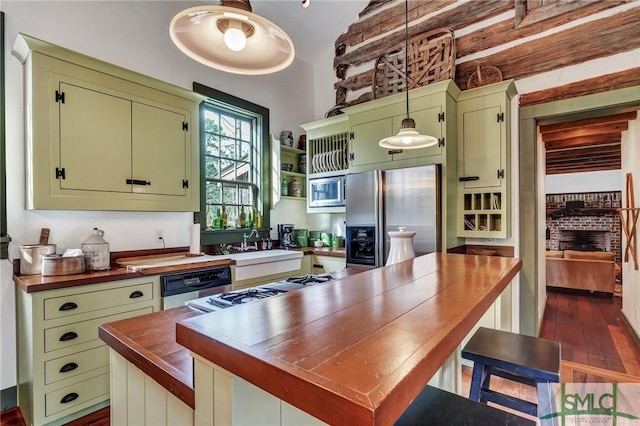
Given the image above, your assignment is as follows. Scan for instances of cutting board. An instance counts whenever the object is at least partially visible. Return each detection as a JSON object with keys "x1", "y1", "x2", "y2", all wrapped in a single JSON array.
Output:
[{"x1": 116, "y1": 253, "x2": 231, "y2": 274}]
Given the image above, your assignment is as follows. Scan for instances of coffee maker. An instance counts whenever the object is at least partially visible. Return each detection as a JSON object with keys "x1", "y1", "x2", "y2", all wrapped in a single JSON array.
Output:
[{"x1": 277, "y1": 224, "x2": 297, "y2": 249}]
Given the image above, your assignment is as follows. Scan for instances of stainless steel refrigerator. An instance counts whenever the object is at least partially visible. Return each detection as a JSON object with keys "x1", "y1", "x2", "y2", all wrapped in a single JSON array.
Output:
[{"x1": 345, "y1": 165, "x2": 441, "y2": 268}]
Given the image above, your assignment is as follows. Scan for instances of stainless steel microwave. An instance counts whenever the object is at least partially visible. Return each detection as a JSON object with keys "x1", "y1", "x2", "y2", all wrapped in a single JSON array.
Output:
[{"x1": 309, "y1": 176, "x2": 345, "y2": 208}]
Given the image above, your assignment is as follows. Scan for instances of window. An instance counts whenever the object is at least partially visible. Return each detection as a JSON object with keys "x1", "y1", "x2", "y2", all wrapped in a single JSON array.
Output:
[
  {"x1": 193, "y1": 83, "x2": 271, "y2": 244},
  {"x1": 203, "y1": 102, "x2": 259, "y2": 228}
]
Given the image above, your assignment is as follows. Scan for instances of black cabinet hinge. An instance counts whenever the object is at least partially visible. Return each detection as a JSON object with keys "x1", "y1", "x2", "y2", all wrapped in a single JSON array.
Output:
[
  {"x1": 55, "y1": 167, "x2": 65, "y2": 180},
  {"x1": 182, "y1": 179, "x2": 189, "y2": 189},
  {"x1": 55, "y1": 91, "x2": 65, "y2": 104},
  {"x1": 497, "y1": 169, "x2": 505, "y2": 179},
  {"x1": 349, "y1": 132, "x2": 354, "y2": 140},
  {"x1": 438, "y1": 137, "x2": 445, "y2": 147},
  {"x1": 438, "y1": 112, "x2": 445, "y2": 122},
  {"x1": 497, "y1": 112, "x2": 504, "y2": 122},
  {"x1": 349, "y1": 153, "x2": 355, "y2": 161},
  {"x1": 182, "y1": 122, "x2": 189, "y2": 131}
]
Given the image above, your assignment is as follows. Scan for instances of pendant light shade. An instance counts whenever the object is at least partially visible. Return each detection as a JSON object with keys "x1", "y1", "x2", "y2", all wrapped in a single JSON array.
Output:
[
  {"x1": 379, "y1": 0, "x2": 437, "y2": 149},
  {"x1": 379, "y1": 118, "x2": 438, "y2": 149},
  {"x1": 169, "y1": 2, "x2": 295, "y2": 75}
]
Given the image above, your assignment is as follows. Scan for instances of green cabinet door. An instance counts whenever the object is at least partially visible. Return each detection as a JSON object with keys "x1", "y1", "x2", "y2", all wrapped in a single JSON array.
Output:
[
  {"x1": 58, "y1": 82, "x2": 131, "y2": 193},
  {"x1": 132, "y1": 103, "x2": 188, "y2": 196},
  {"x1": 391, "y1": 105, "x2": 443, "y2": 161},
  {"x1": 349, "y1": 118, "x2": 393, "y2": 167},
  {"x1": 460, "y1": 104, "x2": 503, "y2": 189}
]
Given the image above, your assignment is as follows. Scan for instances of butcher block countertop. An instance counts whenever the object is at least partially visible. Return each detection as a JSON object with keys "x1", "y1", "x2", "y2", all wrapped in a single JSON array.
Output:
[
  {"x1": 14, "y1": 247, "x2": 344, "y2": 293},
  {"x1": 176, "y1": 253, "x2": 522, "y2": 425},
  {"x1": 97, "y1": 267, "x2": 363, "y2": 410}
]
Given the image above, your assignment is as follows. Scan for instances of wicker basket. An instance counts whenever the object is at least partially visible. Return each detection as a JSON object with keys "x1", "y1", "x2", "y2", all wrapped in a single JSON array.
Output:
[
  {"x1": 373, "y1": 27, "x2": 455, "y2": 99},
  {"x1": 467, "y1": 64, "x2": 503, "y2": 89}
]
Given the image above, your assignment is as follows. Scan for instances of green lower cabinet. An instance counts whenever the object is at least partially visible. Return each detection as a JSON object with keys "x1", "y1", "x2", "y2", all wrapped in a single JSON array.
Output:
[
  {"x1": 16, "y1": 276, "x2": 160, "y2": 426},
  {"x1": 312, "y1": 255, "x2": 345, "y2": 275}
]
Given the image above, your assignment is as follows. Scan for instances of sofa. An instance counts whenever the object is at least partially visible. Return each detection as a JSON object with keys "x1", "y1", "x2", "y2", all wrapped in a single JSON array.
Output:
[{"x1": 545, "y1": 250, "x2": 616, "y2": 294}]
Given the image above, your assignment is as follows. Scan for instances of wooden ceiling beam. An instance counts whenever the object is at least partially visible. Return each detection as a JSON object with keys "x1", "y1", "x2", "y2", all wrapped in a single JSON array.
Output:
[
  {"x1": 542, "y1": 122, "x2": 627, "y2": 142},
  {"x1": 544, "y1": 134, "x2": 621, "y2": 150},
  {"x1": 539, "y1": 111, "x2": 637, "y2": 134},
  {"x1": 546, "y1": 144, "x2": 620, "y2": 156},
  {"x1": 546, "y1": 156, "x2": 620, "y2": 165},
  {"x1": 547, "y1": 152, "x2": 620, "y2": 164}
]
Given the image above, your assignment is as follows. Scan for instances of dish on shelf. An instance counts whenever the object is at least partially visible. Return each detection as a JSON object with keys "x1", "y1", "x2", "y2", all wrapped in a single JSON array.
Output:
[{"x1": 281, "y1": 163, "x2": 294, "y2": 172}]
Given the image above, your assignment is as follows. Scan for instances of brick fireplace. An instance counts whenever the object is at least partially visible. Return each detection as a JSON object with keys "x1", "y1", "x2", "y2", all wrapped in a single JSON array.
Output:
[{"x1": 546, "y1": 191, "x2": 622, "y2": 263}]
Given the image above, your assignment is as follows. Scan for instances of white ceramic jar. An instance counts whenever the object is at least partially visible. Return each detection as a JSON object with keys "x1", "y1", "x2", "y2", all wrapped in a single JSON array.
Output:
[
  {"x1": 81, "y1": 228, "x2": 111, "y2": 270},
  {"x1": 386, "y1": 227, "x2": 416, "y2": 266}
]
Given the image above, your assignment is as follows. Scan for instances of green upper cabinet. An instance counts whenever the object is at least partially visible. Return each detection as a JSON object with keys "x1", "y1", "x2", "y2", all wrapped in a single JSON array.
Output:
[
  {"x1": 344, "y1": 80, "x2": 459, "y2": 173},
  {"x1": 349, "y1": 117, "x2": 393, "y2": 167},
  {"x1": 391, "y1": 104, "x2": 444, "y2": 162},
  {"x1": 456, "y1": 80, "x2": 517, "y2": 239},
  {"x1": 459, "y1": 104, "x2": 504, "y2": 189},
  {"x1": 58, "y1": 81, "x2": 132, "y2": 193},
  {"x1": 12, "y1": 33, "x2": 204, "y2": 211}
]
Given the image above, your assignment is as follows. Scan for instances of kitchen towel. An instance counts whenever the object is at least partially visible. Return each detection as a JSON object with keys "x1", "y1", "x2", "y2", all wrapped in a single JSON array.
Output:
[{"x1": 189, "y1": 223, "x2": 201, "y2": 255}]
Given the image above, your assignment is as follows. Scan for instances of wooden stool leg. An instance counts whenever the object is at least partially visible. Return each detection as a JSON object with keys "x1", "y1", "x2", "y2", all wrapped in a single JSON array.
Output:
[{"x1": 469, "y1": 363, "x2": 489, "y2": 401}]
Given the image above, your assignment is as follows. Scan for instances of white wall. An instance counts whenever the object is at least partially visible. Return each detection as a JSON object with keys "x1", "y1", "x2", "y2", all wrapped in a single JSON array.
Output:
[
  {"x1": 1, "y1": 0, "x2": 320, "y2": 392},
  {"x1": 546, "y1": 170, "x2": 622, "y2": 194},
  {"x1": 621, "y1": 115, "x2": 640, "y2": 336}
]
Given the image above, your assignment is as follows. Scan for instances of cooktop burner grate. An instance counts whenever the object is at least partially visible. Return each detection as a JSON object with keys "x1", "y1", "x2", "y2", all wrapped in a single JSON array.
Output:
[{"x1": 286, "y1": 274, "x2": 333, "y2": 285}]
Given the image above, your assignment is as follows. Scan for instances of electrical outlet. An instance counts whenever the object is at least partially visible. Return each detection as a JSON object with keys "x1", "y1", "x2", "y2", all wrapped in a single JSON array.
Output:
[{"x1": 155, "y1": 230, "x2": 164, "y2": 242}]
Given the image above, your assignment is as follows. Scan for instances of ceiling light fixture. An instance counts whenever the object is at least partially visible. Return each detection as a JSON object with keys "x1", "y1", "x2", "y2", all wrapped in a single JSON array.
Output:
[
  {"x1": 169, "y1": 0, "x2": 295, "y2": 75},
  {"x1": 379, "y1": 0, "x2": 438, "y2": 149}
]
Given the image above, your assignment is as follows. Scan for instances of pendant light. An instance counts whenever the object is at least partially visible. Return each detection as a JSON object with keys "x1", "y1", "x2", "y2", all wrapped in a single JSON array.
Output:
[
  {"x1": 379, "y1": 0, "x2": 438, "y2": 149},
  {"x1": 169, "y1": 0, "x2": 295, "y2": 75}
]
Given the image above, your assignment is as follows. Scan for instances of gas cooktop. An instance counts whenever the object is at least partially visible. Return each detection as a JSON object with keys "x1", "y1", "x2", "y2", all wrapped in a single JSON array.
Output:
[{"x1": 187, "y1": 274, "x2": 332, "y2": 312}]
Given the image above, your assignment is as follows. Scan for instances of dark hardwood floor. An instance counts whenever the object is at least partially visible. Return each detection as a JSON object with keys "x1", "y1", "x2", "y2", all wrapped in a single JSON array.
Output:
[
  {"x1": 540, "y1": 288, "x2": 640, "y2": 377},
  {"x1": 3, "y1": 290, "x2": 640, "y2": 426}
]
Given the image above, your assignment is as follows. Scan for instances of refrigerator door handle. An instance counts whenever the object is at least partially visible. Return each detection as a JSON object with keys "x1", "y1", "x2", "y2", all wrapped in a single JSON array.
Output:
[{"x1": 375, "y1": 170, "x2": 385, "y2": 267}]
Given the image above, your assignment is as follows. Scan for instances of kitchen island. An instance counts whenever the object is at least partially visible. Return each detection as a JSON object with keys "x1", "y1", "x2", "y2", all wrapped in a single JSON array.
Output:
[
  {"x1": 99, "y1": 252, "x2": 520, "y2": 425},
  {"x1": 174, "y1": 252, "x2": 521, "y2": 425}
]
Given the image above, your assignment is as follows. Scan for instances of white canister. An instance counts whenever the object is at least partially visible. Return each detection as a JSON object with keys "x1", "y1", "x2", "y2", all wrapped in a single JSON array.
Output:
[
  {"x1": 386, "y1": 227, "x2": 416, "y2": 266},
  {"x1": 81, "y1": 228, "x2": 110, "y2": 271}
]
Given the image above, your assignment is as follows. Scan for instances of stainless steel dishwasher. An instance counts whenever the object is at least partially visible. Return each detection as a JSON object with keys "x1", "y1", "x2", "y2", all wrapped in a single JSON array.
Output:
[{"x1": 160, "y1": 266, "x2": 232, "y2": 309}]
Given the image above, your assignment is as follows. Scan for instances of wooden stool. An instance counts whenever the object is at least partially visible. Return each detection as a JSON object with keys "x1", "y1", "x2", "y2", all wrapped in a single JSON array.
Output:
[
  {"x1": 462, "y1": 327, "x2": 561, "y2": 416},
  {"x1": 394, "y1": 385, "x2": 535, "y2": 425}
]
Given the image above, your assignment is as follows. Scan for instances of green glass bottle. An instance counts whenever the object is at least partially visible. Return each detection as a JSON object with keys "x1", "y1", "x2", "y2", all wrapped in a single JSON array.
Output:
[
  {"x1": 281, "y1": 176, "x2": 289, "y2": 196},
  {"x1": 213, "y1": 208, "x2": 222, "y2": 229},
  {"x1": 246, "y1": 209, "x2": 253, "y2": 229}
]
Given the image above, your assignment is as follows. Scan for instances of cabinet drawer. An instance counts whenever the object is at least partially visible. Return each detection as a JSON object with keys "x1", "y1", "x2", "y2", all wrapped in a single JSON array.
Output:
[
  {"x1": 45, "y1": 372, "x2": 109, "y2": 417},
  {"x1": 44, "y1": 282, "x2": 154, "y2": 320},
  {"x1": 44, "y1": 307, "x2": 152, "y2": 353},
  {"x1": 45, "y1": 345, "x2": 109, "y2": 385}
]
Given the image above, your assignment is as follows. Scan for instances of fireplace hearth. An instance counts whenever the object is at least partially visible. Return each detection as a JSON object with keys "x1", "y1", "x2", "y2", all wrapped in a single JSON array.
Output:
[{"x1": 558, "y1": 229, "x2": 610, "y2": 252}]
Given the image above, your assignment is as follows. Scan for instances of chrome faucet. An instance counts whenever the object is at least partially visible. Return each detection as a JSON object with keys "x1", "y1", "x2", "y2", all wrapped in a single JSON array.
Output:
[{"x1": 241, "y1": 229, "x2": 260, "y2": 251}]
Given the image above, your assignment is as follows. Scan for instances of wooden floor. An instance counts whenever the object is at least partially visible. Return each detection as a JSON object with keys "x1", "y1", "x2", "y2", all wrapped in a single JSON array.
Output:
[
  {"x1": 3, "y1": 290, "x2": 640, "y2": 426},
  {"x1": 540, "y1": 288, "x2": 640, "y2": 377}
]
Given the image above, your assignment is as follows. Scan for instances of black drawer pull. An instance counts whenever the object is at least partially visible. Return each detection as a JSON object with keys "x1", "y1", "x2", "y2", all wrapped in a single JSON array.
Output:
[
  {"x1": 126, "y1": 179, "x2": 151, "y2": 186},
  {"x1": 59, "y1": 332, "x2": 78, "y2": 342},
  {"x1": 59, "y1": 362, "x2": 78, "y2": 373},
  {"x1": 313, "y1": 264, "x2": 324, "y2": 269},
  {"x1": 459, "y1": 176, "x2": 480, "y2": 182},
  {"x1": 59, "y1": 302, "x2": 78, "y2": 311},
  {"x1": 60, "y1": 392, "x2": 79, "y2": 404},
  {"x1": 129, "y1": 290, "x2": 144, "y2": 299}
]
